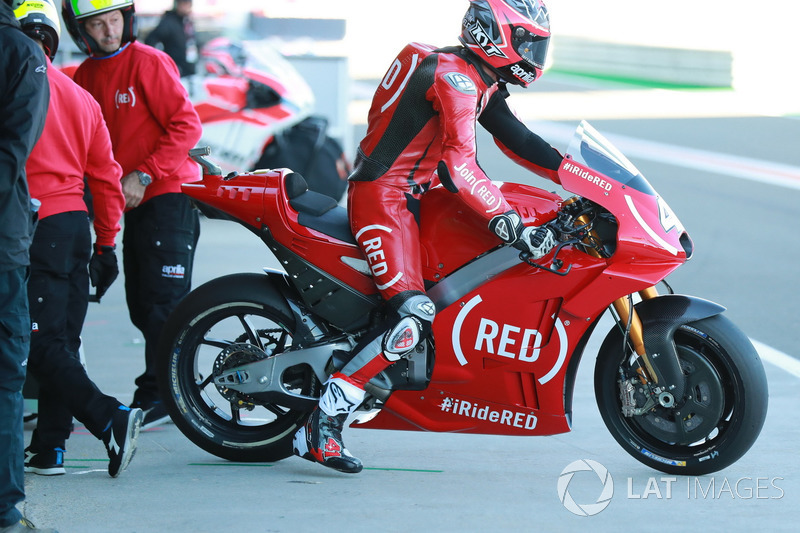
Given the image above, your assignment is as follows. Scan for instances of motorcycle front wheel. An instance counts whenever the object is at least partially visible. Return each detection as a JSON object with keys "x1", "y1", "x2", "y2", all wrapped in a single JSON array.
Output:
[
  {"x1": 156, "y1": 273, "x2": 319, "y2": 462},
  {"x1": 595, "y1": 313, "x2": 768, "y2": 476}
]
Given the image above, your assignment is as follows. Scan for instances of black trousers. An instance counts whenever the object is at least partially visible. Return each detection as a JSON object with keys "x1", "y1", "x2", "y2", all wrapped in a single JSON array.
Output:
[
  {"x1": 123, "y1": 193, "x2": 199, "y2": 404},
  {"x1": 27, "y1": 212, "x2": 120, "y2": 450},
  {"x1": 0, "y1": 266, "x2": 29, "y2": 525}
]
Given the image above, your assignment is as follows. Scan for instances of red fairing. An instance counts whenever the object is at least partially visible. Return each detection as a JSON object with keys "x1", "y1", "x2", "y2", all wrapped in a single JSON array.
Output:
[
  {"x1": 181, "y1": 120, "x2": 692, "y2": 438},
  {"x1": 193, "y1": 77, "x2": 249, "y2": 122},
  {"x1": 558, "y1": 157, "x2": 690, "y2": 271},
  {"x1": 181, "y1": 170, "x2": 378, "y2": 297},
  {"x1": 419, "y1": 183, "x2": 560, "y2": 282},
  {"x1": 354, "y1": 157, "x2": 690, "y2": 435}
]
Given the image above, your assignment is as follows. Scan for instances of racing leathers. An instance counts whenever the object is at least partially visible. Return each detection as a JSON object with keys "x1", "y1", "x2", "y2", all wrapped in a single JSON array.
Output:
[
  {"x1": 294, "y1": 43, "x2": 563, "y2": 473},
  {"x1": 349, "y1": 43, "x2": 562, "y2": 300}
]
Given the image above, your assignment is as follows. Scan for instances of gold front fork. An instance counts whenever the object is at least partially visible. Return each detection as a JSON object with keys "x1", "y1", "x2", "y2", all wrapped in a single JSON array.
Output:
[
  {"x1": 574, "y1": 207, "x2": 660, "y2": 382},
  {"x1": 611, "y1": 291, "x2": 659, "y2": 383}
]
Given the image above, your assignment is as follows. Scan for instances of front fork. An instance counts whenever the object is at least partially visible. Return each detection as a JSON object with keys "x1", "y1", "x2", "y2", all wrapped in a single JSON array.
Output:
[
  {"x1": 611, "y1": 290, "x2": 660, "y2": 384},
  {"x1": 573, "y1": 205, "x2": 661, "y2": 384}
]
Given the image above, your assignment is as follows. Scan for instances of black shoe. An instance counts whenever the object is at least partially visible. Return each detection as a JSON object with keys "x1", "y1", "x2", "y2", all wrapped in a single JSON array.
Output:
[
  {"x1": 102, "y1": 406, "x2": 143, "y2": 478},
  {"x1": 0, "y1": 517, "x2": 58, "y2": 532},
  {"x1": 130, "y1": 399, "x2": 170, "y2": 430},
  {"x1": 293, "y1": 408, "x2": 362, "y2": 474},
  {"x1": 24, "y1": 447, "x2": 66, "y2": 476}
]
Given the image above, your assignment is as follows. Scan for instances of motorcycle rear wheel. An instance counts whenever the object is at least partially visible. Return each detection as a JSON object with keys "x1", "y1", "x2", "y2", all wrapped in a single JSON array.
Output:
[
  {"x1": 594, "y1": 313, "x2": 768, "y2": 475},
  {"x1": 156, "y1": 273, "x2": 318, "y2": 462}
]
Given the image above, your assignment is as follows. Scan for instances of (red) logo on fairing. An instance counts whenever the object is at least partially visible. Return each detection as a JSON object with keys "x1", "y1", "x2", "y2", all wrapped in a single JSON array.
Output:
[{"x1": 450, "y1": 294, "x2": 569, "y2": 385}]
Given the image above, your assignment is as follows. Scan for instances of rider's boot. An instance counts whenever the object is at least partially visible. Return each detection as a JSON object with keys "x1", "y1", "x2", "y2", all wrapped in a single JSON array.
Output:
[{"x1": 293, "y1": 374, "x2": 365, "y2": 473}]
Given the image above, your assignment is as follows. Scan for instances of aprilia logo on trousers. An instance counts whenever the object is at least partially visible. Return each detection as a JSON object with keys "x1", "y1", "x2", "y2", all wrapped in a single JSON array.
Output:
[{"x1": 162, "y1": 264, "x2": 185, "y2": 278}]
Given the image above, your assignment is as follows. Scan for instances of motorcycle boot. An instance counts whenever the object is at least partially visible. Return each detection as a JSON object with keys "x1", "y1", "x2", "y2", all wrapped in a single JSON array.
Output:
[{"x1": 293, "y1": 375, "x2": 365, "y2": 473}]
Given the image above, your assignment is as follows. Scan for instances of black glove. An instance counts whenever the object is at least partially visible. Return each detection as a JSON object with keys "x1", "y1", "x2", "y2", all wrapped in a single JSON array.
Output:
[
  {"x1": 89, "y1": 244, "x2": 119, "y2": 302},
  {"x1": 490, "y1": 210, "x2": 556, "y2": 260}
]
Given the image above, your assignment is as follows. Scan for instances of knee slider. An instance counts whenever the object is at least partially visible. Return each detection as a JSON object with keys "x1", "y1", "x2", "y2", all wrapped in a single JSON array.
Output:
[{"x1": 383, "y1": 295, "x2": 436, "y2": 361}]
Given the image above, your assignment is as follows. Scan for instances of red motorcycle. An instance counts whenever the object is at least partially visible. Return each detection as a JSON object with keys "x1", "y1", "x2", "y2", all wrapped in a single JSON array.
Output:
[{"x1": 157, "y1": 121, "x2": 768, "y2": 475}]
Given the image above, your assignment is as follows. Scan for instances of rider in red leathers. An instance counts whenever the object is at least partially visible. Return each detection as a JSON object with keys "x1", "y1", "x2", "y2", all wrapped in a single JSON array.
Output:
[{"x1": 294, "y1": 0, "x2": 563, "y2": 473}]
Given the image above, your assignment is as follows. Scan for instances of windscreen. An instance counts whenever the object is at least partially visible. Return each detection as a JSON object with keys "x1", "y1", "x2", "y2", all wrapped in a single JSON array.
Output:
[{"x1": 567, "y1": 121, "x2": 655, "y2": 196}]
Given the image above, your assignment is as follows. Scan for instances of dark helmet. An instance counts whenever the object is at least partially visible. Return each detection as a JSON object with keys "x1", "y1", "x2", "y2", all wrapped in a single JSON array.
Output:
[
  {"x1": 61, "y1": 0, "x2": 137, "y2": 57},
  {"x1": 12, "y1": 0, "x2": 61, "y2": 60},
  {"x1": 459, "y1": 0, "x2": 552, "y2": 87}
]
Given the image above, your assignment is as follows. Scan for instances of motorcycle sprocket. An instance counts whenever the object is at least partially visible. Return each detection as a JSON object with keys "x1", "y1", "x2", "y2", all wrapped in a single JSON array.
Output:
[{"x1": 213, "y1": 342, "x2": 272, "y2": 409}]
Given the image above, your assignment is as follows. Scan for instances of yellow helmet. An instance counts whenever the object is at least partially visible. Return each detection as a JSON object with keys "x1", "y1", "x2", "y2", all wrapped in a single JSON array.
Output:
[{"x1": 13, "y1": 0, "x2": 61, "y2": 60}]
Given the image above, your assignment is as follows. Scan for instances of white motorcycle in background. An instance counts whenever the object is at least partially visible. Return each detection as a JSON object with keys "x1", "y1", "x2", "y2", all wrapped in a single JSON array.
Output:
[{"x1": 187, "y1": 38, "x2": 350, "y2": 200}]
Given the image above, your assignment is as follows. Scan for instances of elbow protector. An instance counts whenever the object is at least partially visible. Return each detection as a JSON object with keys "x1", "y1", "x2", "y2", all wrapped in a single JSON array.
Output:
[{"x1": 488, "y1": 210, "x2": 524, "y2": 244}]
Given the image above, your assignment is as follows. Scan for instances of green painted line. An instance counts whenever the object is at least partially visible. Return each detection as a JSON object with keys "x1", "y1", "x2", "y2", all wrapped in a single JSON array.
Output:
[
  {"x1": 187, "y1": 463, "x2": 439, "y2": 472},
  {"x1": 188, "y1": 463, "x2": 274, "y2": 467},
  {"x1": 549, "y1": 67, "x2": 732, "y2": 90},
  {"x1": 363, "y1": 467, "x2": 443, "y2": 473},
  {"x1": 65, "y1": 458, "x2": 107, "y2": 462}
]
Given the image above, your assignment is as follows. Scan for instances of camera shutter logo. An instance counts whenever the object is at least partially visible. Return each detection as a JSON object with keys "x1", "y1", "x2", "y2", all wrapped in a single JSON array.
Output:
[{"x1": 557, "y1": 459, "x2": 614, "y2": 516}]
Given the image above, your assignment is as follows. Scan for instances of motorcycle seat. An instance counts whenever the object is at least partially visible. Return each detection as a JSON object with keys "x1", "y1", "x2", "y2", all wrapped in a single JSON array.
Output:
[{"x1": 285, "y1": 172, "x2": 357, "y2": 245}]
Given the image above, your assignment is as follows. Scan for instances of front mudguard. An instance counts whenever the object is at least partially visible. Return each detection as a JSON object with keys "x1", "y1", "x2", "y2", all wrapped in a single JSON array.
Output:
[{"x1": 635, "y1": 295, "x2": 726, "y2": 400}]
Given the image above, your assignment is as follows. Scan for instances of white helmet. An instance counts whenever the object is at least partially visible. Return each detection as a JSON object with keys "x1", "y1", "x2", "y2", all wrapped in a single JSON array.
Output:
[{"x1": 61, "y1": 0, "x2": 137, "y2": 56}]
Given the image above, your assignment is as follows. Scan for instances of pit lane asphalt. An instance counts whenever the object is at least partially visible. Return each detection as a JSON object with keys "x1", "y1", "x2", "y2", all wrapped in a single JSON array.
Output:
[
  {"x1": 21, "y1": 79, "x2": 800, "y2": 532},
  {"x1": 21, "y1": 219, "x2": 798, "y2": 533}
]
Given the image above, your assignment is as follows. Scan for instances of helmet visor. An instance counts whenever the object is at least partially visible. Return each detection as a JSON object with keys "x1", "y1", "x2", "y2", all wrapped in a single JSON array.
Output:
[{"x1": 512, "y1": 28, "x2": 549, "y2": 69}]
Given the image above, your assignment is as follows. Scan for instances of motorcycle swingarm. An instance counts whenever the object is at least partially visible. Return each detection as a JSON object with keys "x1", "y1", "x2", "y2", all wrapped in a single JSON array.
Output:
[
  {"x1": 634, "y1": 294, "x2": 726, "y2": 400},
  {"x1": 212, "y1": 341, "x2": 351, "y2": 410}
]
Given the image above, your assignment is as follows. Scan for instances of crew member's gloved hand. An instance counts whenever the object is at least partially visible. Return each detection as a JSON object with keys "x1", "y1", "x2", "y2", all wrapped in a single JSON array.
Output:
[
  {"x1": 89, "y1": 244, "x2": 119, "y2": 302},
  {"x1": 513, "y1": 225, "x2": 557, "y2": 259},
  {"x1": 489, "y1": 210, "x2": 556, "y2": 260}
]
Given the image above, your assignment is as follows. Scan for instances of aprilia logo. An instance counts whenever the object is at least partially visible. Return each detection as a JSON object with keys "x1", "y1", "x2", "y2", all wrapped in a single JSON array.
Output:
[
  {"x1": 162, "y1": 264, "x2": 185, "y2": 278},
  {"x1": 510, "y1": 63, "x2": 536, "y2": 84}
]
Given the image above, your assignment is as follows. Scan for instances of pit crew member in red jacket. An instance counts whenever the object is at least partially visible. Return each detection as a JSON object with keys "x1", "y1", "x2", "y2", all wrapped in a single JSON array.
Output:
[
  {"x1": 17, "y1": 0, "x2": 142, "y2": 479},
  {"x1": 62, "y1": 0, "x2": 203, "y2": 429}
]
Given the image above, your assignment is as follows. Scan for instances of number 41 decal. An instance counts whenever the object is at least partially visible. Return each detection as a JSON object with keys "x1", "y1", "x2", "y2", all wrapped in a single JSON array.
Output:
[{"x1": 657, "y1": 196, "x2": 684, "y2": 234}]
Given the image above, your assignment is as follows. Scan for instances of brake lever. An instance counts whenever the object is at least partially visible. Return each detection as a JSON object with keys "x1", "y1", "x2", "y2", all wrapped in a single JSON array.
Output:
[{"x1": 519, "y1": 240, "x2": 573, "y2": 277}]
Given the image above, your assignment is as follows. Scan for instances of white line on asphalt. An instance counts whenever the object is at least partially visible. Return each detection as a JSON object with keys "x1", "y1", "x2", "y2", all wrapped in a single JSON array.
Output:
[
  {"x1": 529, "y1": 121, "x2": 800, "y2": 191},
  {"x1": 600, "y1": 134, "x2": 800, "y2": 190},
  {"x1": 751, "y1": 339, "x2": 800, "y2": 379}
]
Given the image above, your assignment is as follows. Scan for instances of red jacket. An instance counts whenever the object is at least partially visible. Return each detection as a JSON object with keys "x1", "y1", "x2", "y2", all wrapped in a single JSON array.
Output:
[
  {"x1": 73, "y1": 41, "x2": 202, "y2": 207},
  {"x1": 26, "y1": 57, "x2": 124, "y2": 247}
]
